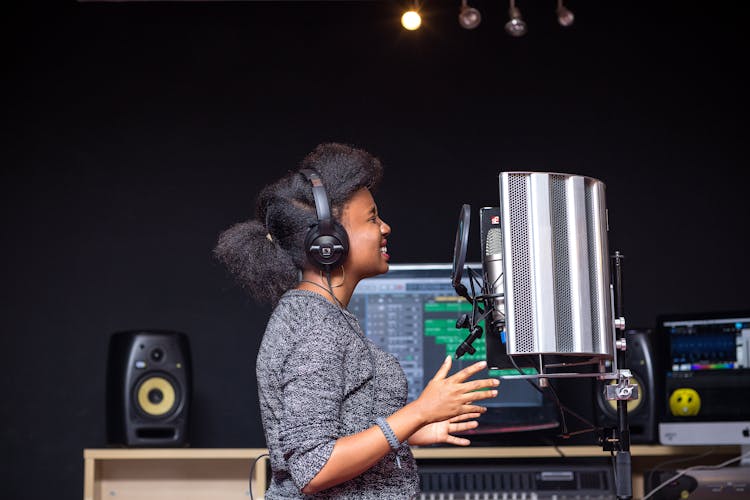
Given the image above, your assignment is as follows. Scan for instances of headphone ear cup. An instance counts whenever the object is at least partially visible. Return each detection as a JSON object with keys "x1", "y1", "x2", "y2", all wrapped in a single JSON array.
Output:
[
  {"x1": 304, "y1": 221, "x2": 349, "y2": 269},
  {"x1": 331, "y1": 220, "x2": 349, "y2": 261}
]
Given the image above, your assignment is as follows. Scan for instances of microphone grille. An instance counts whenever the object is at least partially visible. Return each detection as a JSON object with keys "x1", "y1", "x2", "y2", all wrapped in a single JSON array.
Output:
[{"x1": 486, "y1": 228, "x2": 503, "y2": 255}]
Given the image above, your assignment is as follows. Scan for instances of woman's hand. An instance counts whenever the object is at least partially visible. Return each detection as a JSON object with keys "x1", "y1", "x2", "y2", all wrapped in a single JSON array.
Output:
[
  {"x1": 407, "y1": 412, "x2": 483, "y2": 447},
  {"x1": 302, "y1": 357, "x2": 497, "y2": 494},
  {"x1": 410, "y1": 356, "x2": 499, "y2": 425}
]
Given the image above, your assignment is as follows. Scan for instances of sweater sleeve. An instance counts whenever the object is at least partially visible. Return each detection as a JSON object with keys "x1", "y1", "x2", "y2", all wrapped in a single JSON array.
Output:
[{"x1": 277, "y1": 312, "x2": 346, "y2": 491}]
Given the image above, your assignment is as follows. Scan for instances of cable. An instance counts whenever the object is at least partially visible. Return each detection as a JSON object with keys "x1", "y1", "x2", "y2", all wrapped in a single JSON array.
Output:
[
  {"x1": 515, "y1": 358, "x2": 571, "y2": 435},
  {"x1": 507, "y1": 353, "x2": 572, "y2": 431},
  {"x1": 542, "y1": 377, "x2": 570, "y2": 436},
  {"x1": 507, "y1": 355, "x2": 561, "y2": 426},
  {"x1": 248, "y1": 453, "x2": 270, "y2": 500},
  {"x1": 642, "y1": 449, "x2": 750, "y2": 500},
  {"x1": 645, "y1": 447, "x2": 717, "y2": 497},
  {"x1": 535, "y1": 362, "x2": 599, "y2": 436},
  {"x1": 537, "y1": 435, "x2": 566, "y2": 457},
  {"x1": 546, "y1": 382, "x2": 599, "y2": 438},
  {"x1": 506, "y1": 354, "x2": 599, "y2": 439},
  {"x1": 299, "y1": 276, "x2": 340, "y2": 306}
]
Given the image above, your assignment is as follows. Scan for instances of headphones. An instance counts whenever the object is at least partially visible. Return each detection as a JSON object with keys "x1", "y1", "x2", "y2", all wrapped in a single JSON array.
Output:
[{"x1": 300, "y1": 169, "x2": 350, "y2": 270}]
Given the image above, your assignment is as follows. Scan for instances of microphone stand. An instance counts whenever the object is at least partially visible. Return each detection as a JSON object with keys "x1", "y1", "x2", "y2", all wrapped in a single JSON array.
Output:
[
  {"x1": 453, "y1": 268, "x2": 490, "y2": 359},
  {"x1": 600, "y1": 251, "x2": 634, "y2": 500},
  {"x1": 453, "y1": 253, "x2": 634, "y2": 498}
]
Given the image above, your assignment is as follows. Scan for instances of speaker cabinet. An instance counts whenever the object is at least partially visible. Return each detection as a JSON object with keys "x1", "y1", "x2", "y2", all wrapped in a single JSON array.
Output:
[
  {"x1": 595, "y1": 329, "x2": 657, "y2": 443},
  {"x1": 106, "y1": 330, "x2": 192, "y2": 447}
]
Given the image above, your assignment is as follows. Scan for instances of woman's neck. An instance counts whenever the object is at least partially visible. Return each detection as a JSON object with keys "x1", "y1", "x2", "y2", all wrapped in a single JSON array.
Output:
[{"x1": 297, "y1": 267, "x2": 356, "y2": 308}]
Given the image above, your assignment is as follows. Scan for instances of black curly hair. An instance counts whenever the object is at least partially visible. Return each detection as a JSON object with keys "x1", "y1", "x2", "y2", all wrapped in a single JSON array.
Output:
[{"x1": 213, "y1": 143, "x2": 384, "y2": 305}]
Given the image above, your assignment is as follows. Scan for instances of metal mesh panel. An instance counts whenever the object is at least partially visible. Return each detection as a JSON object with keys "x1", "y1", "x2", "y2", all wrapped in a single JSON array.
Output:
[
  {"x1": 500, "y1": 171, "x2": 613, "y2": 362},
  {"x1": 508, "y1": 173, "x2": 535, "y2": 352},
  {"x1": 550, "y1": 174, "x2": 574, "y2": 353},
  {"x1": 585, "y1": 181, "x2": 601, "y2": 352}
]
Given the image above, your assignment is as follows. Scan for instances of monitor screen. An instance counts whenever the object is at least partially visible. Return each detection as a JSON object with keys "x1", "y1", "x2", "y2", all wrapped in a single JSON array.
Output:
[
  {"x1": 657, "y1": 310, "x2": 750, "y2": 446},
  {"x1": 349, "y1": 263, "x2": 559, "y2": 436}
]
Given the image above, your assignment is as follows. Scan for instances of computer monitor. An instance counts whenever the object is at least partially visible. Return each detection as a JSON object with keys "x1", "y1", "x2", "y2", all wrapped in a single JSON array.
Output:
[
  {"x1": 657, "y1": 310, "x2": 750, "y2": 446},
  {"x1": 349, "y1": 263, "x2": 559, "y2": 436}
]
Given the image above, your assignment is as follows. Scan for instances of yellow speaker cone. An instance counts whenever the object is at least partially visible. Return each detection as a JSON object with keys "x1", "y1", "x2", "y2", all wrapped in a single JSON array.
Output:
[
  {"x1": 137, "y1": 376, "x2": 176, "y2": 416},
  {"x1": 605, "y1": 377, "x2": 643, "y2": 413}
]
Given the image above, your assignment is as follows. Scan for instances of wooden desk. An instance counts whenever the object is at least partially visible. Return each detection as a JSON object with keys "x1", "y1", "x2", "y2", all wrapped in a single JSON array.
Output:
[{"x1": 83, "y1": 445, "x2": 740, "y2": 500}]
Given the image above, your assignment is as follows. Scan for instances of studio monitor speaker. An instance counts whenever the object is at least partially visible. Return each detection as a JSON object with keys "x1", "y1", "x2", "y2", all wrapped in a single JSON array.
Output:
[
  {"x1": 106, "y1": 330, "x2": 192, "y2": 447},
  {"x1": 595, "y1": 329, "x2": 657, "y2": 443}
]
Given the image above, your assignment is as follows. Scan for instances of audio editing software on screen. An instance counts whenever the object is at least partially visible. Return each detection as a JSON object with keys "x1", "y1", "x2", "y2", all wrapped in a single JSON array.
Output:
[{"x1": 349, "y1": 272, "x2": 540, "y2": 409}]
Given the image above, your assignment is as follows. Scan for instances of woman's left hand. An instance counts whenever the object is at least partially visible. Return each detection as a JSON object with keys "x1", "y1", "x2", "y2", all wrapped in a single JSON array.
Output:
[{"x1": 407, "y1": 412, "x2": 482, "y2": 447}]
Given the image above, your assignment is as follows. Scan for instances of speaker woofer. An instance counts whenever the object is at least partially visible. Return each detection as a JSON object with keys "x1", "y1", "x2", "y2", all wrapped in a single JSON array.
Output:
[{"x1": 135, "y1": 374, "x2": 178, "y2": 417}]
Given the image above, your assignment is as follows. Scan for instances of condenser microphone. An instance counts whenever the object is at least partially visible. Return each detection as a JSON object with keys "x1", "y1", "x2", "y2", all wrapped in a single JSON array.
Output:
[
  {"x1": 479, "y1": 207, "x2": 504, "y2": 324},
  {"x1": 479, "y1": 206, "x2": 513, "y2": 369}
]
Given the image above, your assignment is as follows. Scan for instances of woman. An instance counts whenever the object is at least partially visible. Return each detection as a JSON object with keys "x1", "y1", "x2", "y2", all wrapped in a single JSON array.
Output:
[{"x1": 214, "y1": 143, "x2": 499, "y2": 499}]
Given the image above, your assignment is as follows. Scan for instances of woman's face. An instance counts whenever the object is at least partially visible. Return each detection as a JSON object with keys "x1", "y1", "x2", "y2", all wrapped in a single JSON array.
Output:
[{"x1": 340, "y1": 188, "x2": 391, "y2": 281}]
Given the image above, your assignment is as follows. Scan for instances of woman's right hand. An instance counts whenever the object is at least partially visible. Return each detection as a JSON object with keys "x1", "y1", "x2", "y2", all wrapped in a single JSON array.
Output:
[{"x1": 411, "y1": 356, "x2": 500, "y2": 425}]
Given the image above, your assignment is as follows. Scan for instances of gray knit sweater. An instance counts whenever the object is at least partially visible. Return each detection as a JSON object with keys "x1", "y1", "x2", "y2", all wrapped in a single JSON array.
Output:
[{"x1": 256, "y1": 289, "x2": 419, "y2": 499}]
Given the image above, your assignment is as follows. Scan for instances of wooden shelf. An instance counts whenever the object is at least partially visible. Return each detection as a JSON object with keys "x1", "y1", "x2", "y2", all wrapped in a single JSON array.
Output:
[
  {"x1": 83, "y1": 445, "x2": 741, "y2": 500},
  {"x1": 84, "y1": 448, "x2": 270, "y2": 500},
  {"x1": 84, "y1": 448, "x2": 267, "y2": 460}
]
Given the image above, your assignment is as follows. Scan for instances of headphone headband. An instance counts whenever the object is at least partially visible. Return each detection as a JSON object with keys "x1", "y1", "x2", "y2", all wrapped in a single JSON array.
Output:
[{"x1": 300, "y1": 169, "x2": 331, "y2": 224}]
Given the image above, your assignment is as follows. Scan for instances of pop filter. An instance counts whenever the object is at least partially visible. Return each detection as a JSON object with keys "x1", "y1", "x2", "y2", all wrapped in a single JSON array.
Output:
[{"x1": 450, "y1": 204, "x2": 471, "y2": 292}]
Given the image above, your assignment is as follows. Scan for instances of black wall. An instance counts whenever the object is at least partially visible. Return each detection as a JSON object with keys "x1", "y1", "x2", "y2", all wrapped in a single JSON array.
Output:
[{"x1": 3, "y1": 1, "x2": 749, "y2": 499}]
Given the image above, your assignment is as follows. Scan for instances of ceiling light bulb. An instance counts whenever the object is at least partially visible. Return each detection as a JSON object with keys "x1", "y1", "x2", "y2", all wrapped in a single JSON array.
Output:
[
  {"x1": 505, "y1": 6, "x2": 527, "y2": 37},
  {"x1": 401, "y1": 10, "x2": 422, "y2": 31},
  {"x1": 557, "y1": 4, "x2": 574, "y2": 27},
  {"x1": 459, "y1": 4, "x2": 482, "y2": 30}
]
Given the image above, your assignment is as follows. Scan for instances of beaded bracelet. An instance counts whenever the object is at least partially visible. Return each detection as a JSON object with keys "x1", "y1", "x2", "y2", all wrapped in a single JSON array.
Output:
[
  {"x1": 375, "y1": 417, "x2": 400, "y2": 450},
  {"x1": 375, "y1": 417, "x2": 403, "y2": 469}
]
